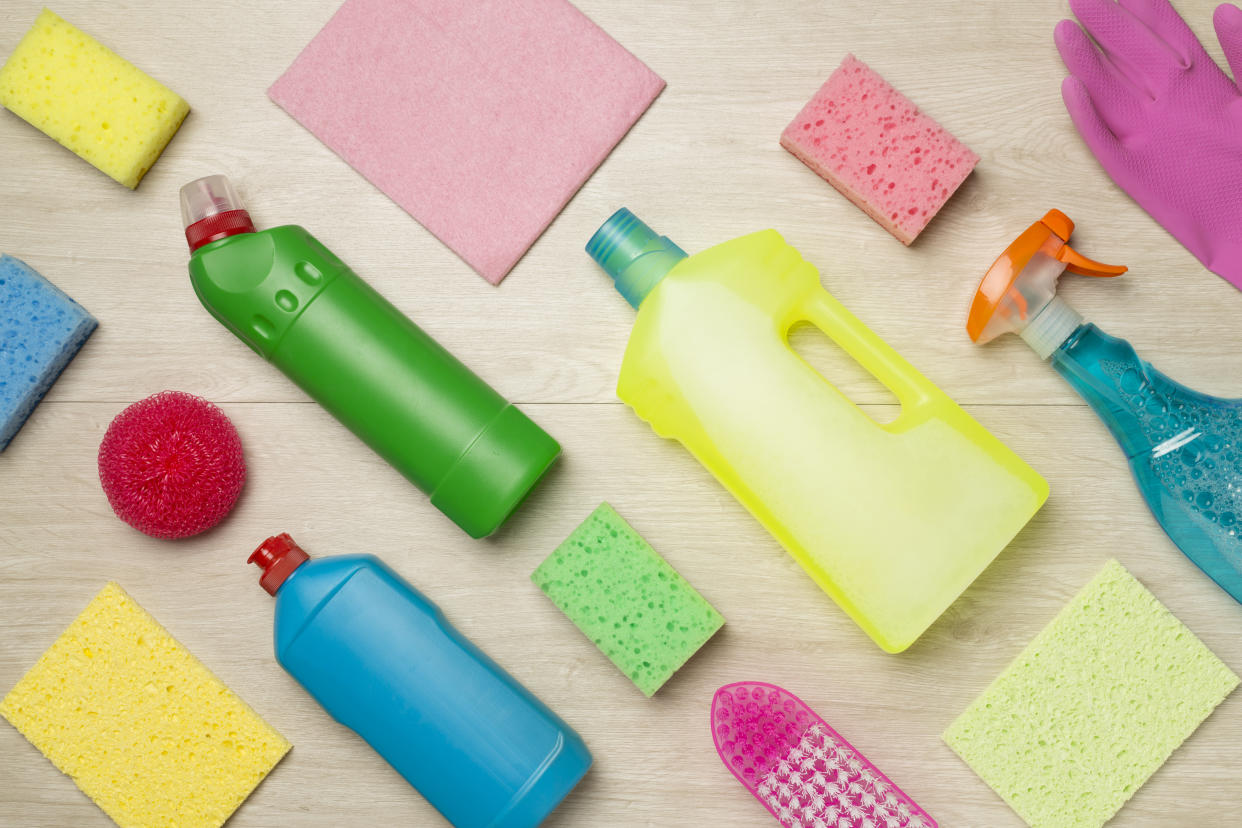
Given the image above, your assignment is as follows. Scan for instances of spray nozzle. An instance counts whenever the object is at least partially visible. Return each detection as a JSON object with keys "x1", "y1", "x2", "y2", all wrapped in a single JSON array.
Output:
[{"x1": 967, "y1": 210, "x2": 1127, "y2": 357}]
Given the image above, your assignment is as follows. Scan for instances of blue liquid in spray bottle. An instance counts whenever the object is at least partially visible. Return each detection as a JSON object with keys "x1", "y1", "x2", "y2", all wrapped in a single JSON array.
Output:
[{"x1": 968, "y1": 211, "x2": 1242, "y2": 599}]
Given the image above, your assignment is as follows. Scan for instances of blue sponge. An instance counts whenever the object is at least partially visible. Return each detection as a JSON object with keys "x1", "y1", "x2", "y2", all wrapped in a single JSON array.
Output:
[{"x1": 0, "y1": 255, "x2": 97, "y2": 451}]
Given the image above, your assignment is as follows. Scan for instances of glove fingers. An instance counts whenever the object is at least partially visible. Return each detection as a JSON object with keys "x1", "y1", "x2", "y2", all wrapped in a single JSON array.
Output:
[
  {"x1": 1215, "y1": 3, "x2": 1242, "y2": 85},
  {"x1": 1056, "y1": 20, "x2": 1145, "y2": 130},
  {"x1": 1062, "y1": 76, "x2": 1126, "y2": 167},
  {"x1": 1070, "y1": 0, "x2": 1185, "y2": 94},
  {"x1": 1117, "y1": 0, "x2": 1207, "y2": 63}
]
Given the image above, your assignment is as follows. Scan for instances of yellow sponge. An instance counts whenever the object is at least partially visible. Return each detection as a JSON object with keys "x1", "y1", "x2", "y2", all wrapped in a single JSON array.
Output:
[
  {"x1": 0, "y1": 9, "x2": 189, "y2": 188},
  {"x1": 944, "y1": 560, "x2": 1238, "y2": 827},
  {"x1": 1, "y1": 583, "x2": 290, "y2": 828}
]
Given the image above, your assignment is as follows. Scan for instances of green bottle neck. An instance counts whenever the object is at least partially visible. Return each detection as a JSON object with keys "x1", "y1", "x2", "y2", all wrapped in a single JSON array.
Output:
[{"x1": 586, "y1": 208, "x2": 687, "y2": 308}]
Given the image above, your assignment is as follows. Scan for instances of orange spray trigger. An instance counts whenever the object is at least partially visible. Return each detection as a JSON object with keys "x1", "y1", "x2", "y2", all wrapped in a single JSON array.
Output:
[
  {"x1": 968, "y1": 210, "x2": 1126, "y2": 350},
  {"x1": 1041, "y1": 209, "x2": 1126, "y2": 277},
  {"x1": 1058, "y1": 245, "x2": 1127, "y2": 278}
]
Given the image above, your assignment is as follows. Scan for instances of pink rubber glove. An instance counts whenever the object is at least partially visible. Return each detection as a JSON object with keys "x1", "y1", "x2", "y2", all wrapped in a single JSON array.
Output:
[{"x1": 1056, "y1": 0, "x2": 1242, "y2": 290}]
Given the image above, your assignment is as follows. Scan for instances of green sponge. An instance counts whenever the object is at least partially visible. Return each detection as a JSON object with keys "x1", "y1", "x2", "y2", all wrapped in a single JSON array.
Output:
[
  {"x1": 944, "y1": 560, "x2": 1238, "y2": 828},
  {"x1": 532, "y1": 503, "x2": 724, "y2": 697}
]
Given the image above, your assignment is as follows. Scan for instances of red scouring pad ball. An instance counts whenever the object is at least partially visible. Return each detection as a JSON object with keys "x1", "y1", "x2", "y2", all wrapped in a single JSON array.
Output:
[{"x1": 98, "y1": 391, "x2": 246, "y2": 539}]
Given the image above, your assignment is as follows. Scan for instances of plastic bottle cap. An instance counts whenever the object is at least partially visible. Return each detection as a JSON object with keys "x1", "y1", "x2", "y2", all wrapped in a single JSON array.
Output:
[
  {"x1": 586, "y1": 208, "x2": 687, "y2": 309},
  {"x1": 181, "y1": 175, "x2": 256, "y2": 253},
  {"x1": 249, "y1": 533, "x2": 309, "y2": 595}
]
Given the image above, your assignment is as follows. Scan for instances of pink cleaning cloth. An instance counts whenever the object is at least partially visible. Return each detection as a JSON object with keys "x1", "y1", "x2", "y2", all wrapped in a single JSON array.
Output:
[
  {"x1": 780, "y1": 55, "x2": 979, "y2": 245},
  {"x1": 1056, "y1": 0, "x2": 1242, "y2": 290},
  {"x1": 711, "y1": 682, "x2": 936, "y2": 828},
  {"x1": 269, "y1": 0, "x2": 664, "y2": 284}
]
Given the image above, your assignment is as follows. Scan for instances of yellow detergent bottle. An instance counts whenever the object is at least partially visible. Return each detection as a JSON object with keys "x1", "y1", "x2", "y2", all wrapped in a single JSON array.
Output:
[{"x1": 587, "y1": 209, "x2": 1048, "y2": 652}]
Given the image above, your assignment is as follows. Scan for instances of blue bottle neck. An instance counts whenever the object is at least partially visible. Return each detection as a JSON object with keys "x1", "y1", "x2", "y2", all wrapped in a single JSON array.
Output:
[{"x1": 1050, "y1": 323, "x2": 1175, "y2": 458}]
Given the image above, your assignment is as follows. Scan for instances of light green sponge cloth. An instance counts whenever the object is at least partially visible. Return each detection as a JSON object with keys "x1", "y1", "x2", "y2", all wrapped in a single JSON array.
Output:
[
  {"x1": 532, "y1": 503, "x2": 724, "y2": 697},
  {"x1": 944, "y1": 560, "x2": 1238, "y2": 827}
]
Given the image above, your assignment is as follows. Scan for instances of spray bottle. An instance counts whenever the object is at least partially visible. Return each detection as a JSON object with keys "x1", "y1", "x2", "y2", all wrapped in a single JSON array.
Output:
[{"x1": 968, "y1": 210, "x2": 1242, "y2": 600}]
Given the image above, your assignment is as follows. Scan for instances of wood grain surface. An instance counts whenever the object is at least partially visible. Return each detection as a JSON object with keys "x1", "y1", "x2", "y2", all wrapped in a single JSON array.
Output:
[{"x1": 3, "y1": 1, "x2": 1241, "y2": 826}]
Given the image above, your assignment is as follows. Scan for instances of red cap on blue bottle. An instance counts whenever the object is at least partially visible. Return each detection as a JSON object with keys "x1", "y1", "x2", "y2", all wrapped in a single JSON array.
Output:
[{"x1": 249, "y1": 533, "x2": 309, "y2": 595}]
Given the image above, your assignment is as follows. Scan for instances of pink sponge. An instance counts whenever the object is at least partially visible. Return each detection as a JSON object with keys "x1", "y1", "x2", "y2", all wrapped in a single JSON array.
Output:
[
  {"x1": 98, "y1": 391, "x2": 245, "y2": 539},
  {"x1": 781, "y1": 55, "x2": 979, "y2": 245}
]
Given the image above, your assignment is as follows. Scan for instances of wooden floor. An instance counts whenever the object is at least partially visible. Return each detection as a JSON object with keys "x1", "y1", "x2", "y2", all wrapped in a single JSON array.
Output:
[{"x1": 3, "y1": 1, "x2": 1241, "y2": 825}]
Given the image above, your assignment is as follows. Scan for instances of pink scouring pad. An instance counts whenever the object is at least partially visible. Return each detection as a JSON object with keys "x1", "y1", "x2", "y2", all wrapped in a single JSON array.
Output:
[
  {"x1": 268, "y1": 0, "x2": 665, "y2": 284},
  {"x1": 781, "y1": 55, "x2": 979, "y2": 245},
  {"x1": 711, "y1": 682, "x2": 936, "y2": 828},
  {"x1": 98, "y1": 391, "x2": 245, "y2": 539}
]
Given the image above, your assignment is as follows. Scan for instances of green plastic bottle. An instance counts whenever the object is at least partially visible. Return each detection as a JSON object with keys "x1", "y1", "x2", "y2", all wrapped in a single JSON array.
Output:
[{"x1": 180, "y1": 175, "x2": 558, "y2": 538}]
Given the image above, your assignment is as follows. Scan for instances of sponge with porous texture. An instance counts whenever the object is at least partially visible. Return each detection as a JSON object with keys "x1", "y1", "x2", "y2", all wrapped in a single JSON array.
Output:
[
  {"x1": 532, "y1": 503, "x2": 724, "y2": 697},
  {"x1": 0, "y1": 9, "x2": 189, "y2": 188},
  {"x1": 943, "y1": 560, "x2": 1238, "y2": 828},
  {"x1": 1, "y1": 582, "x2": 290, "y2": 828},
  {"x1": 781, "y1": 54, "x2": 978, "y2": 245},
  {"x1": 0, "y1": 254, "x2": 96, "y2": 451}
]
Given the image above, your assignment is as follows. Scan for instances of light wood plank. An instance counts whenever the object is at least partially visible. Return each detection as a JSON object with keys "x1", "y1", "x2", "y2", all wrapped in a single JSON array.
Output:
[{"x1": 3, "y1": 1, "x2": 1241, "y2": 826}]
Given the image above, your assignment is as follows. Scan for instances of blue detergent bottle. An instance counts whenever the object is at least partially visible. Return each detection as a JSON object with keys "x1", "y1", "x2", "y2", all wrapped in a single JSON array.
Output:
[
  {"x1": 249, "y1": 533, "x2": 591, "y2": 827},
  {"x1": 968, "y1": 210, "x2": 1242, "y2": 600}
]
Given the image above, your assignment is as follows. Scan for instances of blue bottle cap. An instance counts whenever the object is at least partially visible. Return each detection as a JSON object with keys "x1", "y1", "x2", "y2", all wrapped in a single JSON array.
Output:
[{"x1": 586, "y1": 208, "x2": 687, "y2": 309}]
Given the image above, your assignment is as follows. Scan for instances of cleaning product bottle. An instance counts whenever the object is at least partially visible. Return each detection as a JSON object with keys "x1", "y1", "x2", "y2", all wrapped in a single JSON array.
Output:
[
  {"x1": 249, "y1": 533, "x2": 592, "y2": 828},
  {"x1": 181, "y1": 175, "x2": 558, "y2": 538},
  {"x1": 586, "y1": 209, "x2": 1048, "y2": 653},
  {"x1": 968, "y1": 210, "x2": 1242, "y2": 601}
]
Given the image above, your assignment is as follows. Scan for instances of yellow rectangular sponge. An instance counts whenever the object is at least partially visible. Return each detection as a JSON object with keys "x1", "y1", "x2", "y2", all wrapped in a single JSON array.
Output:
[
  {"x1": 0, "y1": 9, "x2": 189, "y2": 188},
  {"x1": 943, "y1": 560, "x2": 1239, "y2": 828},
  {"x1": 1, "y1": 582, "x2": 290, "y2": 828}
]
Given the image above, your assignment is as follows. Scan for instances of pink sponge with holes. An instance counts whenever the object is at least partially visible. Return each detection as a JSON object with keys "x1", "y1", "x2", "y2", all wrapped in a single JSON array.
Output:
[
  {"x1": 781, "y1": 55, "x2": 978, "y2": 245},
  {"x1": 711, "y1": 682, "x2": 936, "y2": 828},
  {"x1": 98, "y1": 391, "x2": 245, "y2": 539}
]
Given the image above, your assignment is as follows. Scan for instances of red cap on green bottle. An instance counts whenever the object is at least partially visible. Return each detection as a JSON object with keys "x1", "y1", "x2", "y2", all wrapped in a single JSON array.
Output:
[{"x1": 181, "y1": 175, "x2": 255, "y2": 252}]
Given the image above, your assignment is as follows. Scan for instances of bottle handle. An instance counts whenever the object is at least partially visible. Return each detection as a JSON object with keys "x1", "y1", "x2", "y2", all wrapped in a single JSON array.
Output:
[{"x1": 794, "y1": 289, "x2": 935, "y2": 418}]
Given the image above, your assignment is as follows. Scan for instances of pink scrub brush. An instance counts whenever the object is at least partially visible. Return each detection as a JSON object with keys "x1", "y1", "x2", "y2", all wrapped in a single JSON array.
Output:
[
  {"x1": 98, "y1": 391, "x2": 245, "y2": 539},
  {"x1": 711, "y1": 682, "x2": 935, "y2": 828}
]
